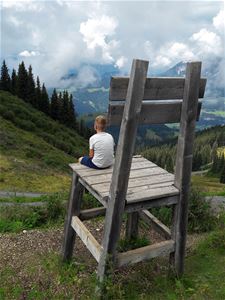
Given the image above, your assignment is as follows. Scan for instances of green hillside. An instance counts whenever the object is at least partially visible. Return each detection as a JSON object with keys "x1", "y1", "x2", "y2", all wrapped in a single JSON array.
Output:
[{"x1": 0, "y1": 91, "x2": 88, "y2": 192}]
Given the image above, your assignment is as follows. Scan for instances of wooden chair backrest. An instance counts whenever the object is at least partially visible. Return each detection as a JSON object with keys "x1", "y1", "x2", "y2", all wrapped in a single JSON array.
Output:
[{"x1": 108, "y1": 76, "x2": 206, "y2": 126}]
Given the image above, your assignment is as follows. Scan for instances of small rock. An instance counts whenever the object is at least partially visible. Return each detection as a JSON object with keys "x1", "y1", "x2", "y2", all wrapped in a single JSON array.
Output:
[
  {"x1": 96, "y1": 228, "x2": 100, "y2": 231},
  {"x1": 22, "y1": 230, "x2": 27, "y2": 234}
]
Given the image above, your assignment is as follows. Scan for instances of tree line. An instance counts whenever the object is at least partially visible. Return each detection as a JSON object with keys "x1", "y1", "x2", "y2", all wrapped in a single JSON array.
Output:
[
  {"x1": 141, "y1": 125, "x2": 225, "y2": 183},
  {"x1": 0, "y1": 60, "x2": 93, "y2": 138}
]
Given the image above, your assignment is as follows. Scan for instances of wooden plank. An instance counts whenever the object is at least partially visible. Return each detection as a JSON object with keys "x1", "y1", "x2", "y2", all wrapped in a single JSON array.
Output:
[
  {"x1": 126, "y1": 185, "x2": 179, "y2": 203},
  {"x1": 69, "y1": 155, "x2": 146, "y2": 172},
  {"x1": 74, "y1": 160, "x2": 157, "y2": 177},
  {"x1": 83, "y1": 167, "x2": 167, "y2": 185},
  {"x1": 97, "y1": 59, "x2": 149, "y2": 282},
  {"x1": 97, "y1": 174, "x2": 174, "y2": 194},
  {"x1": 79, "y1": 207, "x2": 106, "y2": 220},
  {"x1": 109, "y1": 77, "x2": 206, "y2": 100},
  {"x1": 62, "y1": 173, "x2": 84, "y2": 261},
  {"x1": 71, "y1": 216, "x2": 103, "y2": 262},
  {"x1": 116, "y1": 240, "x2": 175, "y2": 267},
  {"x1": 139, "y1": 210, "x2": 171, "y2": 239},
  {"x1": 126, "y1": 212, "x2": 139, "y2": 240},
  {"x1": 125, "y1": 195, "x2": 179, "y2": 213},
  {"x1": 101, "y1": 181, "x2": 175, "y2": 198},
  {"x1": 108, "y1": 100, "x2": 202, "y2": 125},
  {"x1": 172, "y1": 62, "x2": 202, "y2": 276}
]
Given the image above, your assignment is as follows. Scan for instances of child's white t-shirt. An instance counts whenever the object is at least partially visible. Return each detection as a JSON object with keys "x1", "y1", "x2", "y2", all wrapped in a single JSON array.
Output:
[{"x1": 89, "y1": 132, "x2": 114, "y2": 168}]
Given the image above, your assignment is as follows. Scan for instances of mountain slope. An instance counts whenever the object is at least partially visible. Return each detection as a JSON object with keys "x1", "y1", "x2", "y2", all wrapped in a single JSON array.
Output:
[{"x1": 0, "y1": 91, "x2": 88, "y2": 192}]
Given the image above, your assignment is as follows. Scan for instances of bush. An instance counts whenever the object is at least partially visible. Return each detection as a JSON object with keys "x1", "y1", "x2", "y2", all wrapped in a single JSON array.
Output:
[
  {"x1": 151, "y1": 186, "x2": 217, "y2": 233},
  {"x1": 14, "y1": 118, "x2": 36, "y2": 132},
  {"x1": 1, "y1": 111, "x2": 15, "y2": 122},
  {"x1": 0, "y1": 193, "x2": 67, "y2": 233}
]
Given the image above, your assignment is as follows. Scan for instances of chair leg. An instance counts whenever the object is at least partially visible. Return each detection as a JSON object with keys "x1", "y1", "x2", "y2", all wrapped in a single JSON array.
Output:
[
  {"x1": 62, "y1": 173, "x2": 84, "y2": 261},
  {"x1": 125, "y1": 212, "x2": 139, "y2": 240},
  {"x1": 97, "y1": 207, "x2": 124, "y2": 284},
  {"x1": 170, "y1": 195, "x2": 188, "y2": 277}
]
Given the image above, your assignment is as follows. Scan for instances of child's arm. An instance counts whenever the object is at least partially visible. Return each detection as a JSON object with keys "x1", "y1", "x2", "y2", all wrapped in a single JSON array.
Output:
[{"x1": 89, "y1": 149, "x2": 94, "y2": 158}]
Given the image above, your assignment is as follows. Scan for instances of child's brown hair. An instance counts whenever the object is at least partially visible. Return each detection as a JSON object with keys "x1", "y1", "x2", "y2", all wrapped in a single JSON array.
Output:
[{"x1": 95, "y1": 115, "x2": 107, "y2": 131}]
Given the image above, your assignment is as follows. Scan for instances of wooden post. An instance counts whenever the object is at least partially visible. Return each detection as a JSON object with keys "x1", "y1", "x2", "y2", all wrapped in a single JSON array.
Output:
[
  {"x1": 97, "y1": 59, "x2": 149, "y2": 282},
  {"x1": 126, "y1": 212, "x2": 139, "y2": 240},
  {"x1": 171, "y1": 62, "x2": 202, "y2": 276},
  {"x1": 62, "y1": 172, "x2": 84, "y2": 261}
]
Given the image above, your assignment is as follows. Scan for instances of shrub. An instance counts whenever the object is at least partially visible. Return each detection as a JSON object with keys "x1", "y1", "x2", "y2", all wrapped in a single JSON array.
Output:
[
  {"x1": 1, "y1": 111, "x2": 15, "y2": 122},
  {"x1": 14, "y1": 118, "x2": 36, "y2": 132},
  {"x1": 151, "y1": 186, "x2": 217, "y2": 233}
]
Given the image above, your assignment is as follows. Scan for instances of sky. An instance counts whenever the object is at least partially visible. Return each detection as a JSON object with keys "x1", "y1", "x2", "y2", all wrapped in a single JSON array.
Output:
[{"x1": 1, "y1": 0, "x2": 224, "y2": 88}]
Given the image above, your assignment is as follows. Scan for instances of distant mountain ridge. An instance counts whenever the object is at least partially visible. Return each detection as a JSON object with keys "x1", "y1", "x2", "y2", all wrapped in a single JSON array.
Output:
[{"x1": 53, "y1": 61, "x2": 224, "y2": 130}]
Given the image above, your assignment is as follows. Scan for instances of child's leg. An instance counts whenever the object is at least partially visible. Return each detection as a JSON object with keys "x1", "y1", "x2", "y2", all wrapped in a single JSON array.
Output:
[{"x1": 80, "y1": 156, "x2": 99, "y2": 169}]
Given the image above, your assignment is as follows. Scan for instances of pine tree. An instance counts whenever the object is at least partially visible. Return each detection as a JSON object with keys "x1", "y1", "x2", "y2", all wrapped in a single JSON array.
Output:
[
  {"x1": 17, "y1": 61, "x2": 28, "y2": 100},
  {"x1": 11, "y1": 69, "x2": 17, "y2": 95},
  {"x1": 35, "y1": 76, "x2": 42, "y2": 109},
  {"x1": 0, "y1": 60, "x2": 11, "y2": 91},
  {"x1": 68, "y1": 94, "x2": 76, "y2": 128},
  {"x1": 27, "y1": 65, "x2": 36, "y2": 105},
  {"x1": 40, "y1": 83, "x2": 49, "y2": 114},
  {"x1": 50, "y1": 88, "x2": 59, "y2": 120},
  {"x1": 61, "y1": 90, "x2": 70, "y2": 125}
]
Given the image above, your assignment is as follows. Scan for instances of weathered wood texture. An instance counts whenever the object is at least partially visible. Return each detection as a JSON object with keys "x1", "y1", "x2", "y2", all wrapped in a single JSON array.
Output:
[
  {"x1": 139, "y1": 210, "x2": 171, "y2": 239},
  {"x1": 108, "y1": 100, "x2": 202, "y2": 125},
  {"x1": 172, "y1": 62, "x2": 203, "y2": 276},
  {"x1": 109, "y1": 77, "x2": 206, "y2": 100},
  {"x1": 116, "y1": 240, "x2": 175, "y2": 267},
  {"x1": 71, "y1": 216, "x2": 103, "y2": 262},
  {"x1": 79, "y1": 207, "x2": 106, "y2": 221},
  {"x1": 97, "y1": 59, "x2": 149, "y2": 282},
  {"x1": 62, "y1": 173, "x2": 84, "y2": 261},
  {"x1": 124, "y1": 195, "x2": 179, "y2": 213},
  {"x1": 126, "y1": 212, "x2": 139, "y2": 239}
]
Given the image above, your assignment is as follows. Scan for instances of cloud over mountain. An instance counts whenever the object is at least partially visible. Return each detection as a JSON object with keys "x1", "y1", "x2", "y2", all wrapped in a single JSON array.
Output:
[{"x1": 1, "y1": 1, "x2": 224, "y2": 90}]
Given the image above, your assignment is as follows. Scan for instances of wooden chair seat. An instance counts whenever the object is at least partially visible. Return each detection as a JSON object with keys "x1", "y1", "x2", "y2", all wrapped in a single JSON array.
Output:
[{"x1": 70, "y1": 155, "x2": 179, "y2": 209}]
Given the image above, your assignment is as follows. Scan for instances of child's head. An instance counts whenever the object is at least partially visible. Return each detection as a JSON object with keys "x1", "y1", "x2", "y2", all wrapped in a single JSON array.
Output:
[{"x1": 94, "y1": 115, "x2": 107, "y2": 132}]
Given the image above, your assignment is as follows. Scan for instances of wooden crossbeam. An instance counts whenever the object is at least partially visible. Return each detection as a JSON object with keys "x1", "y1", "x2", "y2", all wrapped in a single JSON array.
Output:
[
  {"x1": 71, "y1": 216, "x2": 103, "y2": 262},
  {"x1": 116, "y1": 240, "x2": 175, "y2": 267},
  {"x1": 79, "y1": 207, "x2": 106, "y2": 220},
  {"x1": 139, "y1": 210, "x2": 171, "y2": 239},
  {"x1": 125, "y1": 195, "x2": 179, "y2": 213},
  {"x1": 109, "y1": 77, "x2": 206, "y2": 100},
  {"x1": 108, "y1": 100, "x2": 202, "y2": 125}
]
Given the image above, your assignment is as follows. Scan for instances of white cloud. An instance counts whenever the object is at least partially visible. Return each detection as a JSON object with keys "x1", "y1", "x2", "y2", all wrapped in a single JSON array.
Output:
[
  {"x1": 19, "y1": 50, "x2": 40, "y2": 57},
  {"x1": 115, "y1": 56, "x2": 127, "y2": 69},
  {"x1": 1, "y1": 1, "x2": 224, "y2": 88},
  {"x1": 191, "y1": 28, "x2": 222, "y2": 56},
  {"x1": 213, "y1": 9, "x2": 225, "y2": 33},
  {"x1": 79, "y1": 14, "x2": 118, "y2": 63}
]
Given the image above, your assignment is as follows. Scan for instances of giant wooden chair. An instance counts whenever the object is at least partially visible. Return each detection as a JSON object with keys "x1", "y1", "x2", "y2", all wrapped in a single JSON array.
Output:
[{"x1": 62, "y1": 59, "x2": 206, "y2": 284}]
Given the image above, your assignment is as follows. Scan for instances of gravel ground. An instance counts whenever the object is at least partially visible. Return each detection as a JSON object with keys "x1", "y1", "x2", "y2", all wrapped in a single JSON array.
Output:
[{"x1": 0, "y1": 220, "x2": 204, "y2": 277}]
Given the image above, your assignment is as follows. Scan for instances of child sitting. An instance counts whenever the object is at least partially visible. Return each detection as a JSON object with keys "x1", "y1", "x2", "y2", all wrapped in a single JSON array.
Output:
[{"x1": 78, "y1": 115, "x2": 114, "y2": 169}]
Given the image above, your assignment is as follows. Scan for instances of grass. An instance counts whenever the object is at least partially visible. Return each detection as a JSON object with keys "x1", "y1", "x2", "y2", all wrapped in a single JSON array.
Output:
[
  {"x1": 0, "y1": 191, "x2": 99, "y2": 233},
  {"x1": 0, "y1": 192, "x2": 67, "y2": 233},
  {"x1": 192, "y1": 174, "x2": 225, "y2": 196},
  {"x1": 1, "y1": 227, "x2": 225, "y2": 299},
  {"x1": 0, "y1": 90, "x2": 88, "y2": 192}
]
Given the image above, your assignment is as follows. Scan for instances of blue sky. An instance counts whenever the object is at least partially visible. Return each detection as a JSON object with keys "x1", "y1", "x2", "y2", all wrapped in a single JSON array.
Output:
[{"x1": 1, "y1": 0, "x2": 224, "y2": 88}]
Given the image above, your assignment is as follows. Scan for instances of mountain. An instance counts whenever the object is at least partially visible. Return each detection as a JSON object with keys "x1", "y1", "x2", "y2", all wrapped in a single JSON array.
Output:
[
  {"x1": 0, "y1": 91, "x2": 88, "y2": 192},
  {"x1": 58, "y1": 60, "x2": 224, "y2": 117},
  {"x1": 160, "y1": 59, "x2": 225, "y2": 98}
]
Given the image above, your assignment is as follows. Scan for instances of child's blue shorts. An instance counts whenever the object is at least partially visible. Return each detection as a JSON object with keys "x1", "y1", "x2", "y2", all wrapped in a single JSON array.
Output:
[{"x1": 80, "y1": 156, "x2": 105, "y2": 169}]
